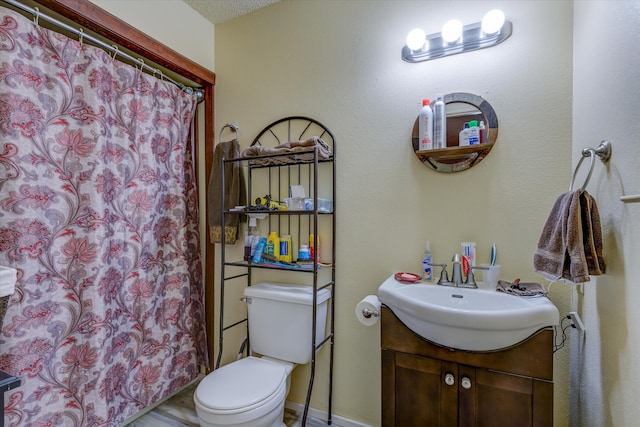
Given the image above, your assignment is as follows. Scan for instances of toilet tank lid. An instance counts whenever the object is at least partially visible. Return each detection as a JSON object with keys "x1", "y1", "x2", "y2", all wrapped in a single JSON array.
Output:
[{"x1": 244, "y1": 282, "x2": 331, "y2": 306}]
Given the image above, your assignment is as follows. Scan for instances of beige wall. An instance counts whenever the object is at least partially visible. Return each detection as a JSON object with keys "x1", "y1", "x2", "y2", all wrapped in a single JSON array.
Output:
[
  {"x1": 91, "y1": 0, "x2": 215, "y2": 71},
  {"x1": 215, "y1": 1, "x2": 573, "y2": 426},
  {"x1": 572, "y1": 2, "x2": 640, "y2": 426}
]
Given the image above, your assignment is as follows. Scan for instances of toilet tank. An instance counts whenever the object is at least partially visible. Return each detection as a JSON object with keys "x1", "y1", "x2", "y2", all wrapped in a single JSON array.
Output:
[{"x1": 244, "y1": 282, "x2": 331, "y2": 364}]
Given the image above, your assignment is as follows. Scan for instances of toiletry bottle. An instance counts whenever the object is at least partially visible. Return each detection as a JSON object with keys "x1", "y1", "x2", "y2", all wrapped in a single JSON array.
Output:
[
  {"x1": 479, "y1": 120, "x2": 486, "y2": 144},
  {"x1": 298, "y1": 244, "x2": 310, "y2": 261},
  {"x1": 421, "y1": 241, "x2": 432, "y2": 281},
  {"x1": 280, "y1": 235, "x2": 292, "y2": 262},
  {"x1": 468, "y1": 120, "x2": 480, "y2": 145},
  {"x1": 418, "y1": 99, "x2": 433, "y2": 150},
  {"x1": 433, "y1": 94, "x2": 447, "y2": 149},
  {"x1": 459, "y1": 122, "x2": 470, "y2": 146},
  {"x1": 266, "y1": 231, "x2": 280, "y2": 260},
  {"x1": 251, "y1": 237, "x2": 267, "y2": 263},
  {"x1": 244, "y1": 231, "x2": 252, "y2": 261},
  {"x1": 310, "y1": 233, "x2": 320, "y2": 262}
]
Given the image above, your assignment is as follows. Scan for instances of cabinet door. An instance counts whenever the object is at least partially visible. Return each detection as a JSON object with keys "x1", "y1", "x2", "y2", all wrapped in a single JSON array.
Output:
[
  {"x1": 461, "y1": 368, "x2": 536, "y2": 427},
  {"x1": 389, "y1": 351, "x2": 457, "y2": 427}
]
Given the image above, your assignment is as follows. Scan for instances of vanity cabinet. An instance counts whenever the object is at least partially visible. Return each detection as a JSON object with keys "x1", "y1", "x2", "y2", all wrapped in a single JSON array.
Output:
[{"x1": 381, "y1": 306, "x2": 553, "y2": 427}]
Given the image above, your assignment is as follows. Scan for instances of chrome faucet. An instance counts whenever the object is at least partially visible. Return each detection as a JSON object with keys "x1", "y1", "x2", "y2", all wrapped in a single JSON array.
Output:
[
  {"x1": 450, "y1": 254, "x2": 464, "y2": 285},
  {"x1": 429, "y1": 254, "x2": 489, "y2": 288}
]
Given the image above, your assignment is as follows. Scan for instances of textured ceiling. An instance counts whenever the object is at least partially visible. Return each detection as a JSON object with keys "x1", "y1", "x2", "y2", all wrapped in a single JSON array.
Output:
[{"x1": 183, "y1": 0, "x2": 280, "y2": 24}]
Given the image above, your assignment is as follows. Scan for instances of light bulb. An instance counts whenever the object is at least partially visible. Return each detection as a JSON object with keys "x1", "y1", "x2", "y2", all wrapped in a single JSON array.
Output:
[
  {"x1": 481, "y1": 9, "x2": 505, "y2": 35},
  {"x1": 441, "y1": 19, "x2": 463, "y2": 44},
  {"x1": 406, "y1": 28, "x2": 427, "y2": 51}
]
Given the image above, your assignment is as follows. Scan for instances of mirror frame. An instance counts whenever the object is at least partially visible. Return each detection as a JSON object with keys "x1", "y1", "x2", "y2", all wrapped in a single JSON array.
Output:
[{"x1": 412, "y1": 92, "x2": 498, "y2": 173}]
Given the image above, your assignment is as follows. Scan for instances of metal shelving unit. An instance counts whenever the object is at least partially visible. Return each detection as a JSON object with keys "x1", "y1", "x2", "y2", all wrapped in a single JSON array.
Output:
[{"x1": 217, "y1": 116, "x2": 336, "y2": 425}]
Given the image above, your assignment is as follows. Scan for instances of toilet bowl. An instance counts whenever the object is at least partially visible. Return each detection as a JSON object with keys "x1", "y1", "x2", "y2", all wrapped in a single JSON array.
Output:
[{"x1": 194, "y1": 356, "x2": 294, "y2": 427}]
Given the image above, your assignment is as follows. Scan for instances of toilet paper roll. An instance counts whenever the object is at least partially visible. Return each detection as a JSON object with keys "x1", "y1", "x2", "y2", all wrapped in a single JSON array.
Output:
[{"x1": 355, "y1": 295, "x2": 381, "y2": 326}]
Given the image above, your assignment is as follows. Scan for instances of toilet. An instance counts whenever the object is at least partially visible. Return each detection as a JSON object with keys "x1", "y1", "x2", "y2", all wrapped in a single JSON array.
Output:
[{"x1": 194, "y1": 282, "x2": 331, "y2": 427}]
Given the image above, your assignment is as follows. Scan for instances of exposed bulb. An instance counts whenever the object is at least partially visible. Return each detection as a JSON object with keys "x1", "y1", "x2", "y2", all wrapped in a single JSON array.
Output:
[
  {"x1": 481, "y1": 9, "x2": 505, "y2": 35},
  {"x1": 441, "y1": 19, "x2": 463, "y2": 44},
  {"x1": 406, "y1": 28, "x2": 427, "y2": 51}
]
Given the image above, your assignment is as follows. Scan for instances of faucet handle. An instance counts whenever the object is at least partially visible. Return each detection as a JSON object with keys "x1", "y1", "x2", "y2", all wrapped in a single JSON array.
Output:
[
  {"x1": 429, "y1": 263, "x2": 449, "y2": 285},
  {"x1": 465, "y1": 265, "x2": 489, "y2": 288}
]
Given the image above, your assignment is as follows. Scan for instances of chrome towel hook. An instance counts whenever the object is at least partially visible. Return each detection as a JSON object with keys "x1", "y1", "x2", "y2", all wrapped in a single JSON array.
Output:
[{"x1": 569, "y1": 140, "x2": 612, "y2": 192}]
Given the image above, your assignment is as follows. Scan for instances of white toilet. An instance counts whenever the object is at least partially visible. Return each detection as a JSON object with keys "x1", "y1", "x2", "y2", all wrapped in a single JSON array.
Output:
[{"x1": 194, "y1": 282, "x2": 331, "y2": 427}]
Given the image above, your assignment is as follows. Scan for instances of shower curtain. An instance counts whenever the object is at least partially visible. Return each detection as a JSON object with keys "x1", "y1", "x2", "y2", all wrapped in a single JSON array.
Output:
[{"x1": 0, "y1": 6, "x2": 207, "y2": 426}]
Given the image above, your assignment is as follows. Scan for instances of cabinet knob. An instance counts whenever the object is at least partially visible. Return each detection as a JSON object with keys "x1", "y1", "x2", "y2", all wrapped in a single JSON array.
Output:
[
  {"x1": 461, "y1": 376, "x2": 472, "y2": 389},
  {"x1": 444, "y1": 373, "x2": 455, "y2": 386}
]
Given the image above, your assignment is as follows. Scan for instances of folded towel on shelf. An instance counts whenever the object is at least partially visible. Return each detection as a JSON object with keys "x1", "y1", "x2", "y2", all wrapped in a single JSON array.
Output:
[
  {"x1": 208, "y1": 139, "x2": 246, "y2": 244},
  {"x1": 496, "y1": 280, "x2": 547, "y2": 297},
  {"x1": 533, "y1": 189, "x2": 605, "y2": 283},
  {"x1": 241, "y1": 137, "x2": 331, "y2": 165}
]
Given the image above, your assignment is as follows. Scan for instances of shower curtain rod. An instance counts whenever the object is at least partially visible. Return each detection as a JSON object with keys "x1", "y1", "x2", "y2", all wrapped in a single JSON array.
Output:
[{"x1": 1, "y1": 0, "x2": 205, "y2": 102}]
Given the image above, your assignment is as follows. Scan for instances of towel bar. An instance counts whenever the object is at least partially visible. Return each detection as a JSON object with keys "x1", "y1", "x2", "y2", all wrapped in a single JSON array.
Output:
[
  {"x1": 621, "y1": 195, "x2": 640, "y2": 203},
  {"x1": 569, "y1": 140, "x2": 612, "y2": 192}
]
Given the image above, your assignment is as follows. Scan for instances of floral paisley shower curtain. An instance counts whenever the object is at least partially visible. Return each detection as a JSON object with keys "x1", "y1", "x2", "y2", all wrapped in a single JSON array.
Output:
[{"x1": 0, "y1": 7, "x2": 208, "y2": 426}]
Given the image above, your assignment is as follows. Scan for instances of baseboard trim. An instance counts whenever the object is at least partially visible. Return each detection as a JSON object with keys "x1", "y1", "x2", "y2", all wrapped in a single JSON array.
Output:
[{"x1": 285, "y1": 401, "x2": 373, "y2": 427}]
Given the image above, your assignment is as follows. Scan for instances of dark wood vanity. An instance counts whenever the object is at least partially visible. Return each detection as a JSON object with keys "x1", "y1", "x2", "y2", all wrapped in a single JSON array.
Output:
[{"x1": 381, "y1": 306, "x2": 553, "y2": 427}]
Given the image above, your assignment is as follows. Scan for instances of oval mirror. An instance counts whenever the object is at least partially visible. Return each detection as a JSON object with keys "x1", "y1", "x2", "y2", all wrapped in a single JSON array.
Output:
[{"x1": 412, "y1": 92, "x2": 498, "y2": 173}]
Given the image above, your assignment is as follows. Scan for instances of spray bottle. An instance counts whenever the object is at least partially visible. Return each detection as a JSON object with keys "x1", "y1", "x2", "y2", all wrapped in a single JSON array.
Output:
[
  {"x1": 418, "y1": 99, "x2": 433, "y2": 150},
  {"x1": 433, "y1": 94, "x2": 447, "y2": 149}
]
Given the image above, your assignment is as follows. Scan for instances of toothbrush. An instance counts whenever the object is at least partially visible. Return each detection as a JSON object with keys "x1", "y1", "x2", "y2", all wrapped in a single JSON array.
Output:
[{"x1": 490, "y1": 243, "x2": 497, "y2": 266}]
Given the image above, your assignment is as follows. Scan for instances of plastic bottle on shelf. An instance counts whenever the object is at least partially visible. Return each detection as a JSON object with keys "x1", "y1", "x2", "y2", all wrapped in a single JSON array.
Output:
[
  {"x1": 468, "y1": 120, "x2": 480, "y2": 145},
  {"x1": 280, "y1": 235, "x2": 292, "y2": 263},
  {"x1": 421, "y1": 241, "x2": 432, "y2": 281},
  {"x1": 266, "y1": 231, "x2": 280, "y2": 260},
  {"x1": 433, "y1": 94, "x2": 447, "y2": 149},
  {"x1": 418, "y1": 99, "x2": 433, "y2": 151},
  {"x1": 251, "y1": 237, "x2": 267, "y2": 263},
  {"x1": 310, "y1": 234, "x2": 320, "y2": 262},
  {"x1": 459, "y1": 122, "x2": 470, "y2": 146},
  {"x1": 298, "y1": 245, "x2": 311, "y2": 262},
  {"x1": 479, "y1": 120, "x2": 486, "y2": 144}
]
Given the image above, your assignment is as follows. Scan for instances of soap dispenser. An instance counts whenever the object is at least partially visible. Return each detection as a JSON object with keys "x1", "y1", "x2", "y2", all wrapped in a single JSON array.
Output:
[{"x1": 421, "y1": 241, "x2": 432, "y2": 281}]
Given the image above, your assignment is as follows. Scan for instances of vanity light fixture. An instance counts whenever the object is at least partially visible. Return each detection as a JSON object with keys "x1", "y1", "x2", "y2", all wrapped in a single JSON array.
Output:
[{"x1": 402, "y1": 9, "x2": 512, "y2": 63}]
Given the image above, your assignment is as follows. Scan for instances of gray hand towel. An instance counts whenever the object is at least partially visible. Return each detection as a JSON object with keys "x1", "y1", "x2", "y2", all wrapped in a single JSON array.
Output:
[
  {"x1": 533, "y1": 191, "x2": 576, "y2": 281},
  {"x1": 533, "y1": 190, "x2": 605, "y2": 283}
]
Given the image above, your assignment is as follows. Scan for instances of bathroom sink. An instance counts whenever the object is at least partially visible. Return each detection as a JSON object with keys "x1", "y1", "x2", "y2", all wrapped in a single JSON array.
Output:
[{"x1": 377, "y1": 275, "x2": 559, "y2": 351}]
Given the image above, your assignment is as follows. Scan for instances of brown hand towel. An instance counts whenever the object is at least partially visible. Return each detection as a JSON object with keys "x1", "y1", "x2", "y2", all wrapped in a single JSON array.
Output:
[
  {"x1": 533, "y1": 190, "x2": 605, "y2": 283},
  {"x1": 208, "y1": 139, "x2": 246, "y2": 244},
  {"x1": 533, "y1": 191, "x2": 576, "y2": 281},
  {"x1": 563, "y1": 190, "x2": 590, "y2": 283},
  {"x1": 579, "y1": 191, "x2": 605, "y2": 275}
]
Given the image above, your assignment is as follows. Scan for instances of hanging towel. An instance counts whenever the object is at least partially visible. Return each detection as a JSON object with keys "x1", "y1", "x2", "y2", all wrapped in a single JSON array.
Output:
[
  {"x1": 208, "y1": 139, "x2": 246, "y2": 244},
  {"x1": 579, "y1": 191, "x2": 606, "y2": 276},
  {"x1": 533, "y1": 190, "x2": 605, "y2": 283}
]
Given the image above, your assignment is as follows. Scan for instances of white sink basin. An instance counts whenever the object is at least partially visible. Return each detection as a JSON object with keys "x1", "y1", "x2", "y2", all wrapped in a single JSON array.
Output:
[{"x1": 377, "y1": 275, "x2": 559, "y2": 351}]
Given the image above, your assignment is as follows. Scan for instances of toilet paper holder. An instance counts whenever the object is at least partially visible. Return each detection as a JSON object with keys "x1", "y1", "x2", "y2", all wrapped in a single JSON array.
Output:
[{"x1": 361, "y1": 307, "x2": 379, "y2": 319}]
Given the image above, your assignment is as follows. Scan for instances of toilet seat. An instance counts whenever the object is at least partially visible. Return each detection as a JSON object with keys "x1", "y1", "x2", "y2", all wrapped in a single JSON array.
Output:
[{"x1": 195, "y1": 357, "x2": 288, "y2": 415}]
